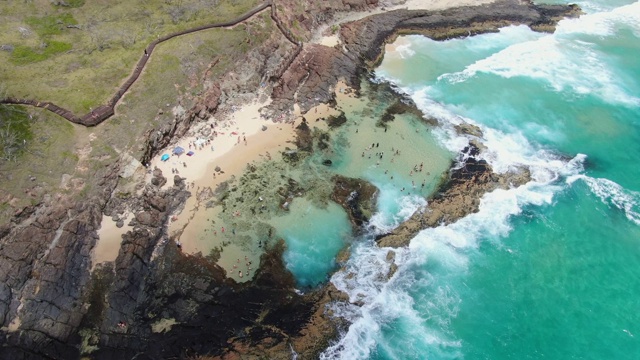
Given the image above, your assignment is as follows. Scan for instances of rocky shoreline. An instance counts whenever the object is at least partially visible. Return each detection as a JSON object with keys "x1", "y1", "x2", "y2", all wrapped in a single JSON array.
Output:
[{"x1": 0, "y1": 0, "x2": 580, "y2": 359}]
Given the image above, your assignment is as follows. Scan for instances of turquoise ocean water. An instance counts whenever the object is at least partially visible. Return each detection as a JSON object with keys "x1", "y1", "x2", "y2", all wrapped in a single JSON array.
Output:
[{"x1": 307, "y1": 0, "x2": 640, "y2": 358}]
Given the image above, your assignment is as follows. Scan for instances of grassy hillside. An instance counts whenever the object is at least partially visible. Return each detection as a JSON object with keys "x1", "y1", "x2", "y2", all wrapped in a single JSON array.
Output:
[{"x1": 0, "y1": 0, "x2": 261, "y2": 114}]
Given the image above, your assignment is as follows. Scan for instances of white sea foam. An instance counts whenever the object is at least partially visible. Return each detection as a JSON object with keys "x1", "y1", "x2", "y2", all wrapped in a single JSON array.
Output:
[
  {"x1": 395, "y1": 42, "x2": 416, "y2": 59},
  {"x1": 321, "y1": 241, "x2": 463, "y2": 359},
  {"x1": 437, "y1": 3, "x2": 640, "y2": 107},
  {"x1": 323, "y1": 143, "x2": 585, "y2": 358},
  {"x1": 567, "y1": 175, "x2": 640, "y2": 225},
  {"x1": 369, "y1": 191, "x2": 427, "y2": 234},
  {"x1": 557, "y1": 1, "x2": 640, "y2": 37}
]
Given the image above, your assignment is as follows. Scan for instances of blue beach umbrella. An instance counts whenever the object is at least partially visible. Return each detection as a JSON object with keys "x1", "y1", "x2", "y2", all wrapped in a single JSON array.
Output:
[
  {"x1": 161, "y1": 154, "x2": 170, "y2": 161},
  {"x1": 173, "y1": 146, "x2": 185, "y2": 155}
]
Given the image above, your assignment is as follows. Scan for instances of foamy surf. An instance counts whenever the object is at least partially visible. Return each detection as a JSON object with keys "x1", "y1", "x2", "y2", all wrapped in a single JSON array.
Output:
[
  {"x1": 437, "y1": 3, "x2": 640, "y2": 108},
  {"x1": 322, "y1": 85, "x2": 587, "y2": 356},
  {"x1": 567, "y1": 175, "x2": 640, "y2": 225}
]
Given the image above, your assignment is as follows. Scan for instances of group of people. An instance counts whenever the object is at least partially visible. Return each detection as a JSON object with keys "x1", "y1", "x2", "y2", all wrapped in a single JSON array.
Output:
[
  {"x1": 361, "y1": 143, "x2": 432, "y2": 194},
  {"x1": 235, "y1": 256, "x2": 253, "y2": 278}
]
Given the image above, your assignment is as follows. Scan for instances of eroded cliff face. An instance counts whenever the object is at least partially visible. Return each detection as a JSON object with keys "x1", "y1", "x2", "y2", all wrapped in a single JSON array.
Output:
[
  {"x1": 274, "y1": 0, "x2": 379, "y2": 42},
  {"x1": 0, "y1": 167, "x2": 116, "y2": 359},
  {"x1": 0, "y1": 0, "x2": 581, "y2": 358}
]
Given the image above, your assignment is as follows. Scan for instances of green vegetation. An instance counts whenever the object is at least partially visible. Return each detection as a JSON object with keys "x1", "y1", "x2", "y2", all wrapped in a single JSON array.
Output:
[
  {"x1": 0, "y1": 0, "x2": 271, "y2": 224},
  {"x1": 25, "y1": 13, "x2": 78, "y2": 37},
  {"x1": 59, "y1": 0, "x2": 86, "y2": 8},
  {"x1": 0, "y1": 105, "x2": 32, "y2": 161},
  {"x1": 98, "y1": 14, "x2": 273, "y2": 157},
  {"x1": 0, "y1": 0, "x2": 262, "y2": 113},
  {"x1": 10, "y1": 40, "x2": 73, "y2": 64},
  {"x1": 0, "y1": 108, "x2": 77, "y2": 223}
]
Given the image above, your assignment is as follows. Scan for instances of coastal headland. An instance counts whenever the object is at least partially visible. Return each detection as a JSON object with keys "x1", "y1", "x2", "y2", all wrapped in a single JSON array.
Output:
[{"x1": 0, "y1": 0, "x2": 580, "y2": 358}]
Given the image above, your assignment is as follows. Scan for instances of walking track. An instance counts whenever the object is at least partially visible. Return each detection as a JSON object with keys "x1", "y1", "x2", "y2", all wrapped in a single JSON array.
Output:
[{"x1": 0, "y1": 0, "x2": 301, "y2": 127}]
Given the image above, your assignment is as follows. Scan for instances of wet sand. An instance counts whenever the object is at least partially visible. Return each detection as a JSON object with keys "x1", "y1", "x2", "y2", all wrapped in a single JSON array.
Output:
[{"x1": 93, "y1": 213, "x2": 132, "y2": 270}]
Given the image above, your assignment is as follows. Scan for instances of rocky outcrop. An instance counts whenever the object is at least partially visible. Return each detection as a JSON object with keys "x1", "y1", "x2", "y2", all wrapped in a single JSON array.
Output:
[
  {"x1": 331, "y1": 175, "x2": 379, "y2": 229},
  {"x1": 340, "y1": 0, "x2": 581, "y2": 66},
  {"x1": 270, "y1": 0, "x2": 579, "y2": 117},
  {"x1": 274, "y1": 0, "x2": 379, "y2": 42},
  {"x1": 376, "y1": 144, "x2": 531, "y2": 248},
  {"x1": 271, "y1": 43, "x2": 360, "y2": 114},
  {"x1": 0, "y1": 164, "x2": 120, "y2": 359}
]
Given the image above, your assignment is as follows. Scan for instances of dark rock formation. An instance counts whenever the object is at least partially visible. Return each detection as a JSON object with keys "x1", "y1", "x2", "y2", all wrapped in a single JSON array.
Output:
[
  {"x1": 272, "y1": 44, "x2": 360, "y2": 114},
  {"x1": 331, "y1": 175, "x2": 378, "y2": 228},
  {"x1": 271, "y1": 0, "x2": 580, "y2": 116},
  {"x1": 326, "y1": 111, "x2": 348, "y2": 128},
  {"x1": 340, "y1": 0, "x2": 582, "y2": 66},
  {"x1": 295, "y1": 118, "x2": 314, "y2": 152},
  {"x1": 376, "y1": 144, "x2": 531, "y2": 248},
  {"x1": 0, "y1": 164, "x2": 120, "y2": 359},
  {"x1": 87, "y1": 238, "x2": 324, "y2": 360}
]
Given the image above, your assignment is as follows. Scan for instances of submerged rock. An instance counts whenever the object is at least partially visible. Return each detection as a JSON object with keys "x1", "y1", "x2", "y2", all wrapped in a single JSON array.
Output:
[
  {"x1": 331, "y1": 175, "x2": 378, "y2": 229},
  {"x1": 326, "y1": 112, "x2": 347, "y2": 128}
]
